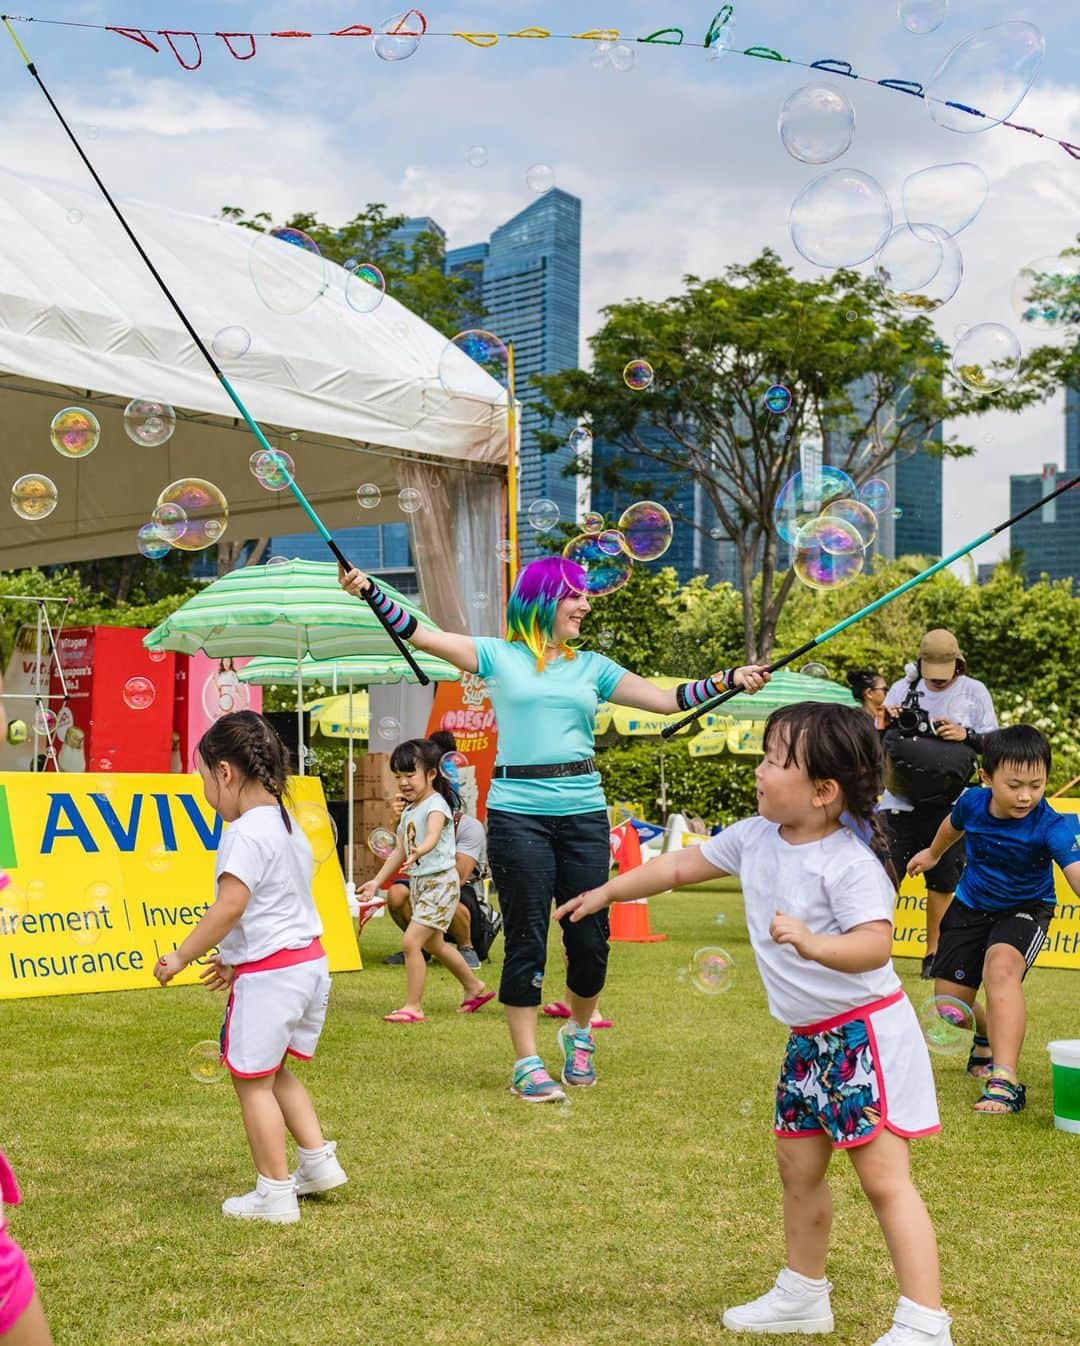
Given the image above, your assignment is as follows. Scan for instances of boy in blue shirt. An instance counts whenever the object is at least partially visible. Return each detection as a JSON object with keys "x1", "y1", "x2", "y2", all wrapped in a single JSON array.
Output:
[{"x1": 908, "y1": 725, "x2": 1080, "y2": 1114}]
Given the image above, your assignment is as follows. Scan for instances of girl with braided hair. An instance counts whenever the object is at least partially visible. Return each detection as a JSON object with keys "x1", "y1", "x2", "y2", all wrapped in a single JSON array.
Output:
[{"x1": 154, "y1": 711, "x2": 346, "y2": 1224}]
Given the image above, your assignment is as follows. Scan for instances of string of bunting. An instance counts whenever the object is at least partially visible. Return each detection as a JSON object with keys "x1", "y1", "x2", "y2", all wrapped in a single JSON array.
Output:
[{"x1": 1, "y1": 6, "x2": 1076, "y2": 159}]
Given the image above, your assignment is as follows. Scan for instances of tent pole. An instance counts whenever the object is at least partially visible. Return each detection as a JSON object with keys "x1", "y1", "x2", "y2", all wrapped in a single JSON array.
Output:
[
  {"x1": 296, "y1": 628, "x2": 305, "y2": 776},
  {"x1": 346, "y1": 682, "x2": 355, "y2": 896},
  {"x1": 507, "y1": 342, "x2": 519, "y2": 588}
]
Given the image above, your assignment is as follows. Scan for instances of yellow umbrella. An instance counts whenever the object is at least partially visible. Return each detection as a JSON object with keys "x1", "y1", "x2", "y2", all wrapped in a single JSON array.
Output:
[
  {"x1": 595, "y1": 677, "x2": 693, "y2": 736},
  {"x1": 304, "y1": 691, "x2": 370, "y2": 739},
  {"x1": 689, "y1": 718, "x2": 761, "y2": 757}
]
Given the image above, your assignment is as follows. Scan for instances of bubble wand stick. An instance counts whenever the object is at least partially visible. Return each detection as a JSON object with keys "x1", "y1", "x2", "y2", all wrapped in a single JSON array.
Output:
[
  {"x1": 1, "y1": 16, "x2": 430, "y2": 686},
  {"x1": 661, "y1": 469, "x2": 1080, "y2": 739}
]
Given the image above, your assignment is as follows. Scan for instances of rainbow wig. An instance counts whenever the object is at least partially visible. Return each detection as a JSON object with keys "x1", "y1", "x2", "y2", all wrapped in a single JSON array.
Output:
[{"x1": 506, "y1": 556, "x2": 587, "y2": 669}]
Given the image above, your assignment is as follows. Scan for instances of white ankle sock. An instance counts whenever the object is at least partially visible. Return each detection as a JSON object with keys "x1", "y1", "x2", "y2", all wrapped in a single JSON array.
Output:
[
  {"x1": 258, "y1": 1174, "x2": 294, "y2": 1192},
  {"x1": 297, "y1": 1143, "x2": 330, "y2": 1160},
  {"x1": 569, "y1": 1020, "x2": 591, "y2": 1034},
  {"x1": 897, "y1": 1297, "x2": 950, "y2": 1323},
  {"x1": 785, "y1": 1269, "x2": 829, "y2": 1290}
]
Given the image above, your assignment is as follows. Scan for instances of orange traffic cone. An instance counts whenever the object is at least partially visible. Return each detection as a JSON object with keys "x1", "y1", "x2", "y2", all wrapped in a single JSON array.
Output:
[{"x1": 608, "y1": 823, "x2": 667, "y2": 943}]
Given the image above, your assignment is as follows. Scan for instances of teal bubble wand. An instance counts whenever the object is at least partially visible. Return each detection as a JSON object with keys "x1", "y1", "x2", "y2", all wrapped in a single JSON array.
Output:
[{"x1": 1, "y1": 15, "x2": 431, "y2": 686}]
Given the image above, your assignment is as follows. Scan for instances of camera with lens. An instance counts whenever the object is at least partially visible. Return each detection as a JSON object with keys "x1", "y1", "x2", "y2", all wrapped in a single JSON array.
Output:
[{"x1": 894, "y1": 703, "x2": 934, "y2": 738}]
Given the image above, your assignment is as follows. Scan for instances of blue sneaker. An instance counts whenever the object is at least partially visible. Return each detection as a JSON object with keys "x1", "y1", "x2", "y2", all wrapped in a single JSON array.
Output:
[
  {"x1": 557, "y1": 1024, "x2": 597, "y2": 1088},
  {"x1": 510, "y1": 1056, "x2": 567, "y2": 1103}
]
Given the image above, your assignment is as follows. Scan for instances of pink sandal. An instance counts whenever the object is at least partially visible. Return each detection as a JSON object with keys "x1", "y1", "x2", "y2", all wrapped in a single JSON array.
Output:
[
  {"x1": 542, "y1": 1001, "x2": 571, "y2": 1019},
  {"x1": 459, "y1": 990, "x2": 496, "y2": 1015},
  {"x1": 383, "y1": 1008, "x2": 425, "y2": 1023}
]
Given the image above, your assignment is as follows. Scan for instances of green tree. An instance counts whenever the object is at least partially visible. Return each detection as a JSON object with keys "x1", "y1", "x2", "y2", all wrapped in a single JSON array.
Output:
[{"x1": 533, "y1": 250, "x2": 1022, "y2": 661}]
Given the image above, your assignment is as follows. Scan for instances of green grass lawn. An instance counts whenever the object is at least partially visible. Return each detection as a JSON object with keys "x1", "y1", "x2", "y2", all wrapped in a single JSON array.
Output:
[{"x1": 3, "y1": 885, "x2": 1078, "y2": 1346}]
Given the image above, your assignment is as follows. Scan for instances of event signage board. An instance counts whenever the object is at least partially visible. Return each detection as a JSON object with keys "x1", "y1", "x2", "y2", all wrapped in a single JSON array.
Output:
[
  {"x1": 0, "y1": 772, "x2": 361, "y2": 1001},
  {"x1": 891, "y1": 798, "x2": 1080, "y2": 971},
  {"x1": 426, "y1": 672, "x2": 498, "y2": 821}
]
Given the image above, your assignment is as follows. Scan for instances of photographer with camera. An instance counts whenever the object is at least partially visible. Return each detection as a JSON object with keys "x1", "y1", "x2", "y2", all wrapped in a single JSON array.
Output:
[{"x1": 881, "y1": 630, "x2": 998, "y2": 981}]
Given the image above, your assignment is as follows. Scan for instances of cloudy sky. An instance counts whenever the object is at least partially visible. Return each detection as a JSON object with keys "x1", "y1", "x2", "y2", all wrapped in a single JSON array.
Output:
[{"x1": 1, "y1": 0, "x2": 1078, "y2": 563}]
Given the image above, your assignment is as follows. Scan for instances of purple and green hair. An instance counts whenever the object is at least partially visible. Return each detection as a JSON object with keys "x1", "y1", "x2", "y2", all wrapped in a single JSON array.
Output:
[{"x1": 506, "y1": 556, "x2": 587, "y2": 668}]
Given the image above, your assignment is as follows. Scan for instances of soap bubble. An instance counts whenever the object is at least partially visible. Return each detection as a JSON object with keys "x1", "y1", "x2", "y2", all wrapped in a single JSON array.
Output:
[
  {"x1": 346, "y1": 262, "x2": 386, "y2": 314},
  {"x1": 438, "y1": 329, "x2": 510, "y2": 399},
  {"x1": 892, "y1": 507, "x2": 904, "y2": 520},
  {"x1": 150, "y1": 502, "x2": 187, "y2": 544},
  {"x1": 293, "y1": 802, "x2": 338, "y2": 865},
  {"x1": 526, "y1": 163, "x2": 555, "y2": 194},
  {"x1": 764, "y1": 384, "x2": 792, "y2": 415},
  {"x1": 777, "y1": 83, "x2": 855, "y2": 165},
  {"x1": 899, "y1": 0, "x2": 946, "y2": 35},
  {"x1": 952, "y1": 323, "x2": 1021, "y2": 394},
  {"x1": 6, "y1": 720, "x2": 27, "y2": 746},
  {"x1": 377, "y1": 715, "x2": 401, "y2": 741},
  {"x1": 793, "y1": 517, "x2": 866, "y2": 591},
  {"x1": 582, "y1": 511, "x2": 604, "y2": 534},
  {"x1": 773, "y1": 466, "x2": 857, "y2": 545},
  {"x1": 945, "y1": 691, "x2": 979, "y2": 728},
  {"x1": 1010, "y1": 255, "x2": 1080, "y2": 331},
  {"x1": 597, "y1": 630, "x2": 615, "y2": 649},
  {"x1": 123, "y1": 675, "x2": 156, "y2": 711},
  {"x1": 821, "y1": 497, "x2": 878, "y2": 548},
  {"x1": 568, "y1": 426, "x2": 593, "y2": 453},
  {"x1": 738, "y1": 1098, "x2": 753, "y2": 1117},
  {"x1": 688, "y1": 946, "x2": 736, "y2": 995},
  {"x1": 213, "y1": 326, "x2": 252, "y2": 360},
  {"x1": 618, "y1": 501, "x2": 673, "y2": 561},
  {"x1": 249, "y1": 226, "x2": 327, "y2": 315},
  {"x1": 397, "y1": 487, "x2": 423, "y2": 515},
  {"x1": 902, "y1": 163, "x2": 989, "y2": 238},
  {"x1": 592, "y1": 40, "x2": 635, "y2": 72},
  {"x1": 11, "y1": 474, "x2": 58, "y2": 521},
  {"x1": 123, "y1": 399, "x2": 176, "y2": 448},
  {"x1": 495, "y1": 538, "x2": 514, "y2": 562},
  {"x1": 561, "y1": 534, "x2": 634, "y2": 597},
  {"x1": 919, "y1": 994, "x2": 974, "y2": 1054},
  {"x1": 251, "y1": 449, "x2": 295, "y2": 492},
  {"x1": 367, "y1": 826, "x2": 397, "y2": 859},
  {"x1": 33, "y1": 705, "x2": 57, "y2": 736},
  {"x1": 373, "y1": 9, "x2": 425, "y2": 61},
  {"x1": 156, "y1": 479, "x2": 228, "y2": 550},
  {"x1": 705, "y1": 8, "x2": 736, "y2": 60},
  {"x1": 926, "y1": 21, "x2": 1044, "y2": 135},
  {"x1": 186, "y1": 1040, "x2": 226, "y2": 1084},
  {"x1": 623, "y1": 359, "x2": 654, "y2": 391},
  {"x1": 800, "y1": 662, "x2": 830, "y2": 679},
  {"x1": 137, "y1": 523, "x2": 170, "y2": 559},
  {"x1": 466, "y1": 145, "x2": 488, "y2": 167},
  {"x1": 344, "y1": 258, "x2": 359, "y2": 272},
  {"x1": 875, "y1": 223, "x2": 963, "y2": 314},
  {"x1": 66, "y1": 208, "x2": 83, "y2": 225},
  {"x1": 439, "y1": 750, "x2": 468, "y2": 783},
  {"x1": 50, "y1": 407, "x2": 101, "y2": 459},
  {"x1": 596, "y1": 529, "x2": 625, "y2": 557},
  {"x1": 357, "y1": 483, "x2": 382, "y2": 510},
  {"x1": 860, "y1": 478, "x2": 892, "y2": 514},
  {"x1": 789, "y1": 168, "x2": 892, "y2": 269},
  {"x1": 527, "y1": 498, "x2": 560, "y2": 532}
]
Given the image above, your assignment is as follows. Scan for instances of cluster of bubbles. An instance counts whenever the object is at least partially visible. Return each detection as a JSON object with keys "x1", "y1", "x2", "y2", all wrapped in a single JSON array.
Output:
[
  {"x1": 354, "y1": 483, "x2": 425, "y2": 515},
  {"x1": 774, "y1": 465, "x2": 895, "y2": 592},
  {"x1": 558, "y1": 501, "x2": 675, "y2": 598},
  {"x1": 138, "y1": 479, "x2": 228, "y2": 557}
]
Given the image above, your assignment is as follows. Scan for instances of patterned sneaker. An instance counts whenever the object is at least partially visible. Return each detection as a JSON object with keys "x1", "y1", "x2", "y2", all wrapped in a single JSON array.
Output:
[
  {"x1": 510, "y1": 1056, "x2": 567, "y2": 1103},
  {"x1": 722, "y1": 1268, "x2": 834, "y2": 1334},
  {"x1": 292, "y1": 1140, "x2": 348, "y2": 1197},
  {"x1": 557, "y1": 1024, "x2": 597, "y2": 1088},
  {"x1": 870, "y1": 1298, "x2": 952, "y2": 1346},
  {"x1": 221, "y1": 1175, "x2": 300, "y2": 1224}
]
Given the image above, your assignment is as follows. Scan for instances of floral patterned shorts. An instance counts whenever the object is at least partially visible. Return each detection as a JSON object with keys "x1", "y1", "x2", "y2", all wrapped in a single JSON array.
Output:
[{"x1": 774, "y1": 989, "x2": 940, "y2": 1149}]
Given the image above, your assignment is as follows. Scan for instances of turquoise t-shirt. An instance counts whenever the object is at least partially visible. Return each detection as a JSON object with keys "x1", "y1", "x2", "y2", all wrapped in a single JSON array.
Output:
[{"x1": 473, "y1": 638, "x2": 627, "y2": 816}]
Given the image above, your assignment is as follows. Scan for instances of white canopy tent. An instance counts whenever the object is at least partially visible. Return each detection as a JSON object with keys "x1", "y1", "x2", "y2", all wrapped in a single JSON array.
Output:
[{"x1": 0, "y1": 167, "x2": 506, "y2": 631}]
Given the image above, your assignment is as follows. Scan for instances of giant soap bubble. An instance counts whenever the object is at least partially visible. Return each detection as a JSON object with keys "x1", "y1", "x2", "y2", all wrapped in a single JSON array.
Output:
[
  {"x1": 875, "y1": 224, "x2": 963, "y2": 314},
  {"x1": 778, "y1": 84, "x2": 855, "y2": 165},
  {"x1": 952, "y1": 323, "x2": 1021, "y2": 394},
  {"x1": 926, "y1": 21, "x2": 1044, "y2": 134},
  {"x1": 789, "y1": 169, "x2": 892, "y2": 269},
  {"x1": 561, "y1": 535, "x2": 633, "y2": 597},
  {"x1": 902, "y1": 163, "x2": 989, "y2": 237},
  {"x1": 438, "y1": 330, "x2": 510, "y2": 399},
  {"x1": 248, "y1": 227, "x2": 327, "y2": 315},
  {"x1": 156, "y1": 479, "x2": 228, "y2": 550}
]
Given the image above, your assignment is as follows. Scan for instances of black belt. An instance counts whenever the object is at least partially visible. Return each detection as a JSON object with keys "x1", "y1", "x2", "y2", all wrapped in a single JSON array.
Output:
[{"x1": 493, "y1": 758, "x2": 597, "y2": 780}]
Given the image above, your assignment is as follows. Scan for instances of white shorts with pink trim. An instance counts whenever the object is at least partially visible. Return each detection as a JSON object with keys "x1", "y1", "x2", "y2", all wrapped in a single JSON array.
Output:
[
  {"x1": 775, "y1": 990, "x2": 940, "y2": 1148},
  {"x1": 222, "y1": 945, "x2": 331, "y2": 1079}
]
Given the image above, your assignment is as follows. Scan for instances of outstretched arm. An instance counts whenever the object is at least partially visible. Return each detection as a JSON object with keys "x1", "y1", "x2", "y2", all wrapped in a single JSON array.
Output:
[
  {"x1": 610, "y1": 666, "x2": 771, "y2": 714},
  {"x1": 908, "y1": 816, "x2": 965, "y2": 877},
  {"x1": 554, "y1": 844, "x2": 727, "y2": 923},
  {"x1": 339, "y1": 565, "x2": 479, "y2": 673}
]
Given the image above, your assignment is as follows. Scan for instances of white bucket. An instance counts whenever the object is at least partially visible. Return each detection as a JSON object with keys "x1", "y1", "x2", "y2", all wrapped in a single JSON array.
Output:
[{"x1": 1047, "y1": 1040, "x2": 1080, "y2": 1134}]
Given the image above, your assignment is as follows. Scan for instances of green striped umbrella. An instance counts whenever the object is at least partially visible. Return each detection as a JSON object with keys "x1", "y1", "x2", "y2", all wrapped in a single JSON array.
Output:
[
  {"x1": 235, "y1": 651, "x2": 460, "y2": 687},
  {"x1": 702, "y1": 669, "x2": 857, "y2": 724}
]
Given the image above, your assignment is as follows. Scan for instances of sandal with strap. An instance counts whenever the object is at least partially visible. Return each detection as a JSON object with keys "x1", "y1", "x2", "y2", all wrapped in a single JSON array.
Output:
[
  {"x1": 974, "y1": 1073, "x2": 1026, "y2": 1114},
  {"x1": 967, "y1": 1040, "x2": 993, "y2": 1080}
]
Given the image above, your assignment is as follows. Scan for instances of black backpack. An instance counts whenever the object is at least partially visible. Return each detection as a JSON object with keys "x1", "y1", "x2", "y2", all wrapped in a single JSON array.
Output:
[
  {"x1": 457, "y1": 882, "x2": 503, "y2": 962},
  {"x1": 882, "y1": 678, "x2": 977, "y2": 807}
]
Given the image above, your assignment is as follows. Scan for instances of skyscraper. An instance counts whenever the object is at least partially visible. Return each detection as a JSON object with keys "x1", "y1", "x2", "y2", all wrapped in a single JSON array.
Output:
[
  {"x1": 1006, "y1": 383, "x2": 1079, "y2": 584},
  {"x1": 388, "y1": 215, "x2": 446, "y2": 261},
  {"x1": 446, "y1": 189, "x2": 582, "y2": 557}
]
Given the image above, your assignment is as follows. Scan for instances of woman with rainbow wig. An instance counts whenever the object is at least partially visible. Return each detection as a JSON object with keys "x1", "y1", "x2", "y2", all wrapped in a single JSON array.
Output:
[{"x1": 341, "y1": 554, "x2": 768, "y2": 1101}]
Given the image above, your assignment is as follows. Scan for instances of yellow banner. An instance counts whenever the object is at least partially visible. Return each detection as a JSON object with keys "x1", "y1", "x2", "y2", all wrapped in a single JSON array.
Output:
[
  {"x1": 891, "y1": 798, "x2": 1080, "y2": 970},
  {"x1": 0, "y1": 773, "x2": 360, "y2": 1000}
]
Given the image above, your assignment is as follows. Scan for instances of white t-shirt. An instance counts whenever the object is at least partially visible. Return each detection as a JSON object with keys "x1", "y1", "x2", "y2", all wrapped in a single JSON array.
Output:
[
  {"x1": 700, "y1": 816, "x2": 900, "y2": 1027},
  {"x1": 215, "y1": 805, "x2": 323, "y2": 965},
  {"x1": 454, "y1": 814, "x2": 487, "y2": 882},
  {"x1": 398, "y1": 792, "x2": 456, "y2": 876},
  {"x1": 881, "y1": 673, "x2": 997, "y2": 812}
]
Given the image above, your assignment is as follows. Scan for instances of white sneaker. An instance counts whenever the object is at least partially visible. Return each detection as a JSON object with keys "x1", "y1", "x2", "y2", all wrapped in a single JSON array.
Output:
[
  {"x1": 292, "y1": 1140, "x2": 348, "y2": 1197},
  {"x1": 221, "y1": 1175, "x2": 300, "y2": 1224},
  {"x1": 722, "y1": 1267, "x2": 834, "y2": 1334},
  {"x1": 870, "y1": 1298, "x2": 952, "y2": 1346}
]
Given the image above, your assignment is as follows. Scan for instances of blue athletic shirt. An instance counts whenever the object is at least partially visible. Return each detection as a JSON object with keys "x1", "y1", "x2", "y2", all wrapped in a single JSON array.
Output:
[
  {"x1": 950, "y1": 787, "x2": 1080, "y2": 912},
  {"x1": 473, "y1": 637, "x2": 627, "y2": 816}
]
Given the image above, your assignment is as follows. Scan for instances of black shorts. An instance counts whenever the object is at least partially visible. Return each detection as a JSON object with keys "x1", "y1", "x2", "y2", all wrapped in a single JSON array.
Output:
[
  {"x1": 931, "y1": 898, "x2": 1054, "y2": 990},
  {"x1": 882, "y1": 805, "x2": 966, "y2": 894}
]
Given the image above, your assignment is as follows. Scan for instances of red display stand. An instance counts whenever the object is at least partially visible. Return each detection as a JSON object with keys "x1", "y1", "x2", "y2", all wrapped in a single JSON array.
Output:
[{"x1": 50, "y1": 628, "x2": 176, "y2": 773}]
